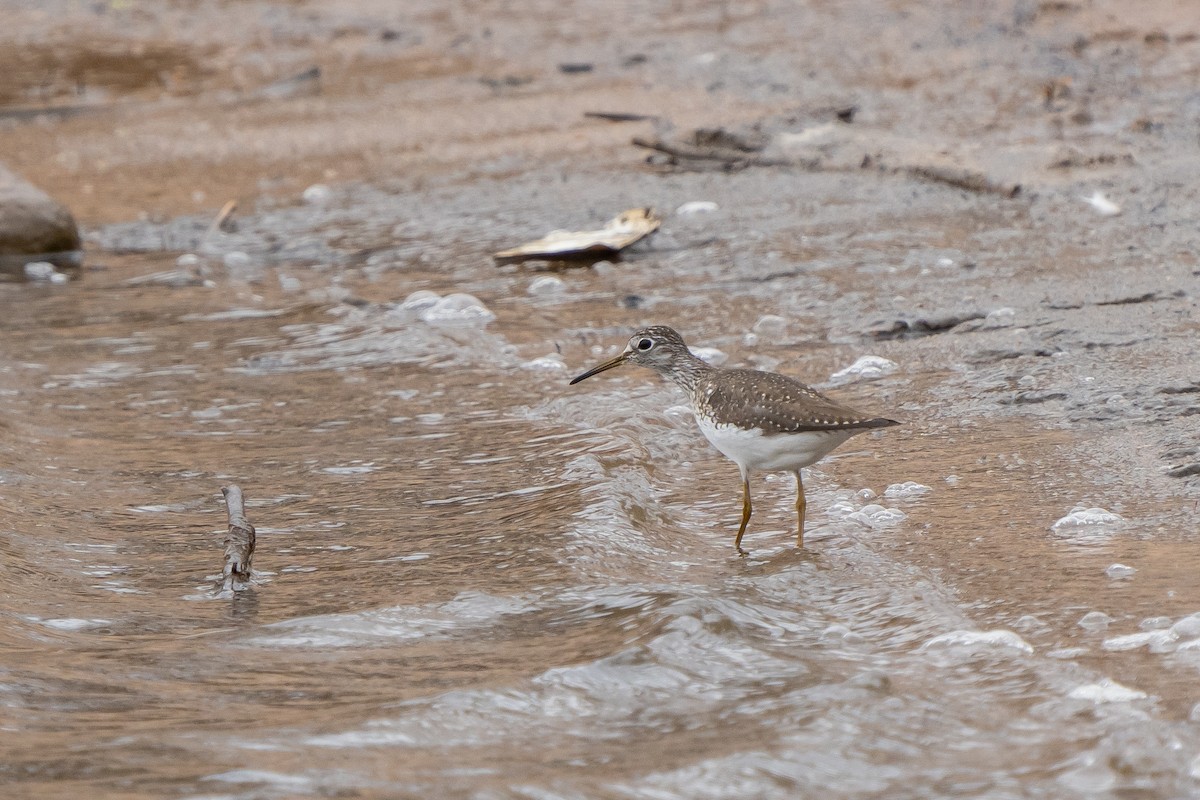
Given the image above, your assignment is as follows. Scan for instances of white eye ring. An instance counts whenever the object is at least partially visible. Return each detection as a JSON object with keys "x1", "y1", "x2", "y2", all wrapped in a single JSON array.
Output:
[{"x1": 636, "y1": 338, "x2": 654, "y2": 351}]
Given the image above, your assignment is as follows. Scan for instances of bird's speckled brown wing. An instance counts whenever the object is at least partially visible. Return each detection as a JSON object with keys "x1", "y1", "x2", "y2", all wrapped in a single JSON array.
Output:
[{"x1": 695, "y1": 369, "x2": 898, "y2": 434}]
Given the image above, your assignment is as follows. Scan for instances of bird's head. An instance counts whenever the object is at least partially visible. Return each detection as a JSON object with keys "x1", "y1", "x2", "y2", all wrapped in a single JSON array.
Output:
[{"x1": 569, "y1": 325, "x2": 692, "y2": 384}]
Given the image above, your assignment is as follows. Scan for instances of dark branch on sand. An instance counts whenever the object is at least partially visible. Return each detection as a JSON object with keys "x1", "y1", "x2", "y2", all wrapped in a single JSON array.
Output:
[{"x1": 904, "y1": 164, "x2": 1021, "y2": 198}]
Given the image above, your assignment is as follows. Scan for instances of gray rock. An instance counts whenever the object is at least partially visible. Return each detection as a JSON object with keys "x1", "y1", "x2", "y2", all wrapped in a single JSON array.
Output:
[{"x1": 0, "y1": 163, "x2": 81, "y2": 269}]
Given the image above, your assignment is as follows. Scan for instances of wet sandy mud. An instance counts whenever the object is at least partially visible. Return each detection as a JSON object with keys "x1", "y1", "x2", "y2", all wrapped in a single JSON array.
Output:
[{"x1": 4, "y1": 1, "x2": 1200, "y2": 797}]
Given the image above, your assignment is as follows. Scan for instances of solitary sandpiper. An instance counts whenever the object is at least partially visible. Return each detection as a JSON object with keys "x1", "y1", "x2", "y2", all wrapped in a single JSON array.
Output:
[{"x1": 570, "y1": 326, "x2": 898, "y2": 555}]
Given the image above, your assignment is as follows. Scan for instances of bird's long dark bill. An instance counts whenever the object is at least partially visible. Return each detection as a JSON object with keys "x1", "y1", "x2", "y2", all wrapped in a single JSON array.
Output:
[{"x1": 568, "y1": 354, "x2": 627, "y2": 385}]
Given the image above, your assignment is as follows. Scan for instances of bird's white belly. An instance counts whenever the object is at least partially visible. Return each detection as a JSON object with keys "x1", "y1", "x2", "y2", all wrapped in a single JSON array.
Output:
[{"x1": 695, "y1": 417, "x2": 856, "y2": 473}]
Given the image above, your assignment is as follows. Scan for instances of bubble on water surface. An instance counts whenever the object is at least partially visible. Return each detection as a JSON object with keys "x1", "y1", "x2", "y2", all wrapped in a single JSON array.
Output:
[
  {"x1": 1052, "y1": 505, "x2": 1124, "y2": 531},
  {"x1": 1106, "y1": 563, "x2": 1136, "y2": 579},
  {"x1": 302, "y1": 183, "x2": 332, "y2": 204},
  {"x1": 819, "y1": 623, "x2": 864, "y2": 643},
  {"x1": 676, "y1": 200, "x2": 719, "y2": 215},
  {"x1": 1078, "y1": 611, "x2": 1112, "y2": 631},
  {"x1": 689, "y1": 346, "x2": 727, "y2": 366},
  {"x1": 527, "y1": 275, "x2": 565, "y2": 295},
  {"x1": 828, "y1": 355, "x2": 898, "y2": 385},
  {"x1": 838, "y1": 503, "x2": 907, "y2": 528},
  {"x1": 399, "y1": 290, "x2": 440, "y2": 311},
  {"x1": 751, "y1": 314, "x2": 787, "y2": 337},
  {"x1": 1171, "y1": 613, "x2": 1200, "y2": 639},
  {"x1": 24, "y1": 261, "x2": 65, "y2": 283}
]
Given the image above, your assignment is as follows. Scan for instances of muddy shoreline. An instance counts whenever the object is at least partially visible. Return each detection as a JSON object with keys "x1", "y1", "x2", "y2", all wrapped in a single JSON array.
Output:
[{"x1": 4, "y1": 1, "x2": 1200, "y2": 797}]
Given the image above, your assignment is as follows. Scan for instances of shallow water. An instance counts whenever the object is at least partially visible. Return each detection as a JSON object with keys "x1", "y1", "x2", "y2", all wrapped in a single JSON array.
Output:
[{"x1": 0, "y1": 233, "x2": 1198, "y2": 798}]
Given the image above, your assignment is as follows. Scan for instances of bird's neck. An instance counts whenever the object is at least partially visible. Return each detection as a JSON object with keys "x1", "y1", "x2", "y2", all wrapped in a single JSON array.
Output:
[{"x1": 656, "y1": 353, "x2": 714, "y2": 394}]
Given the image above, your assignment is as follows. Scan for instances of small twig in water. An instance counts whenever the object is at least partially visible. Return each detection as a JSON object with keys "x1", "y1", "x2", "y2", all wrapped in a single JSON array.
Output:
[{"x1": 220, "y1": 484, "x2": 256, "y2": 592}]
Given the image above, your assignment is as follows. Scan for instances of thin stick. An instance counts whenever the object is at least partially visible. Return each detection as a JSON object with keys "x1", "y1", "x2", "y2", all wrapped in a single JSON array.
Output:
[
  {"x1": 201, "y1": 199, "x2": 238, "y2": 246},
  {"x1": 221, "y1": 484, "x2": 256, "y2": 592},
  {"x1": 584, "y1": 111, "x2": 655, "y2": 122},
  {"x1": 905, "y1": 165, "x2": 1021, "y2": 198},
  {"x1": 631, "y1": 137, "x2": 789, "y2": 168}
]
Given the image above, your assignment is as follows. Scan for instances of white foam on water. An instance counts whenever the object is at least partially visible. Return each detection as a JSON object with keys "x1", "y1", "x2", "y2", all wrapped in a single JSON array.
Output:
[
  {"x1": 1102, "y1": 629, "x2": 1177, "y2": 653},
  {"x1": 302, "y1": 183, "x2": 332, "y2": 204},
  {"x1": 843, "y1": 504, "x2": 907, "y2": 528},
  {"x1": 1172, "y1": 613, "x2": 1200, "y2": 639},
  {"x1": 919, "y1": 629, "x2": 1033, "y2": 654},
  {"x1": 1068, "y1": 678, "x2": 1147, "y2": 703},
  {"x1": 419, "y1": 293, "x2": 495, "y2": 325},
  {"x1": 247, "y1": 591, "x2": 537, "y2": 648},
  {"x1": 1053, "y1": 505, "x2": 1124, "y2": 530},
  {"x1": 320, "y1": 463, "x2": 378, "y2": 475},
  {"x1": 205, "y1": 769, "x2": 313, "y2": 790},
  {"x1": 399, "y1": 290, "x2": 440, "y2": 311},
  {"x1": 32, "y1": 617, "x2": 112, "y2": 632},
  {"x1": 522, "y1": 354, "x2": 566, "y2": 371},
  {"x1": 883, "y1": 481, "x2": 931, "y2": 500}
]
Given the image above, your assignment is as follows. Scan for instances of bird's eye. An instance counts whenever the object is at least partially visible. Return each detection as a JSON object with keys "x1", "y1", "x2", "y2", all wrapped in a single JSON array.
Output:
[{"x1": 637, "y1": 338, "x2": 654, "y2": 351}]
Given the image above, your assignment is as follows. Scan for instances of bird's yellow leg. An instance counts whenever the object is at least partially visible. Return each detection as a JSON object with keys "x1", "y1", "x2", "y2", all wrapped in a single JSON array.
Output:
[
  {"x1": 795, "y1": 471, "x2": 807, "y2": 549},
  {"x1": 733, "y1": 476, "x2": 752, "y2": 556}
]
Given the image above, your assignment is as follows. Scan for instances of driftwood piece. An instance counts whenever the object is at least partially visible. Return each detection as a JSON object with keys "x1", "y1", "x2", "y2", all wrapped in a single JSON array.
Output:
[
  {"x1": 493, "y1": 207, "x2": 662, "y2": 264},
  {"x1": 220, "y1": 484, "x2": 256, "y2": 592}
]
